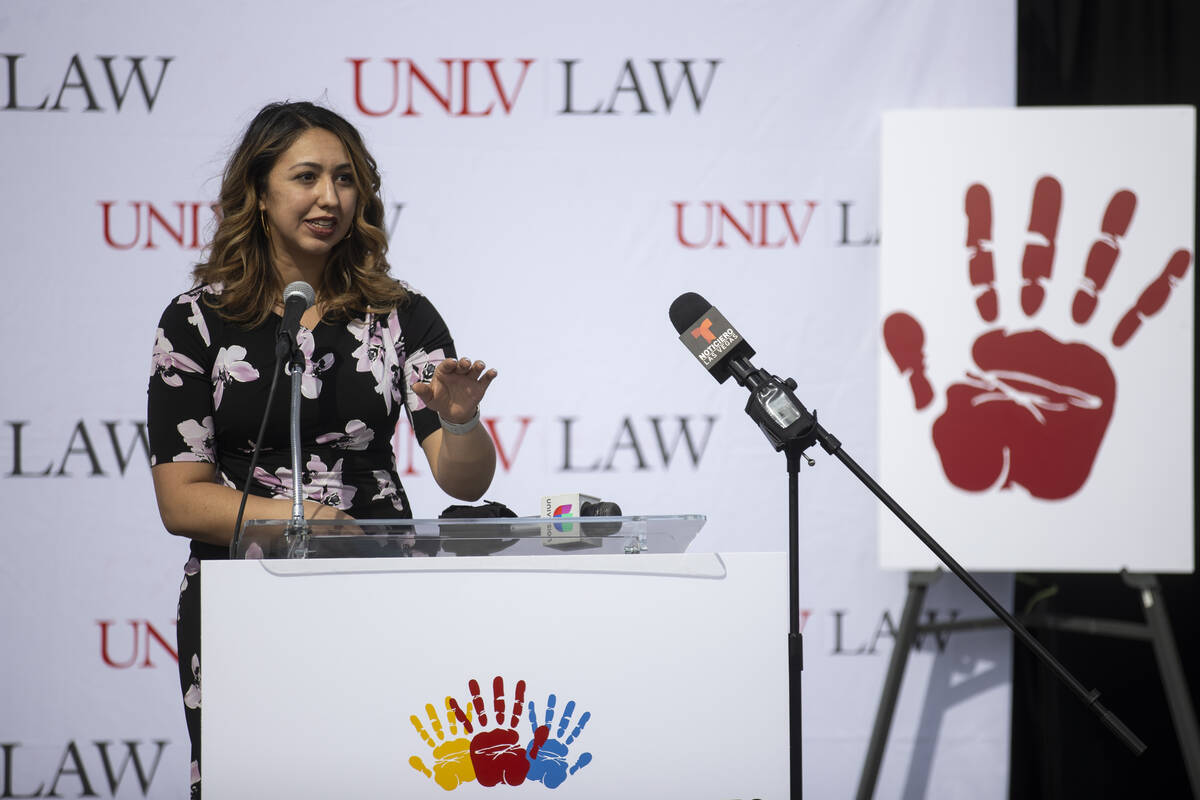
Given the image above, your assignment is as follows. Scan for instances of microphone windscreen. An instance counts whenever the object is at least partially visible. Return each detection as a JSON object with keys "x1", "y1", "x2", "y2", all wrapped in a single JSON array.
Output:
[
  {"x1": 581, "y1": 501, "x2": 622, "y2": 517},
  {"x1": 283, "y1": 281, "x2": 316, "y2": 308},
  {"x1": 669, "y1": 292, "x2": 712, "y2": 334}
]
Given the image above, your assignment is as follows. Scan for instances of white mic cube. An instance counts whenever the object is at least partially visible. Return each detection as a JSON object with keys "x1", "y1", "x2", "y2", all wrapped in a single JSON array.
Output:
[{"x1": 539, "y1": 492, "x2": 601, "y2": 549}]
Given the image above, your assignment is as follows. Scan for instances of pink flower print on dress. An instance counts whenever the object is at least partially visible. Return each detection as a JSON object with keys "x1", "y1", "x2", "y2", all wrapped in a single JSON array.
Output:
[
  {"x1": 183, "y1": 653, "x2": 201, "y2": 710},
  {"x1": 371, "y1": 470, "x2": 406, "y2": 512},
  {"x1": 175, "y1": 287, "x2": 214, "y2": 347},
  {"x1": 304, "y1": 456, "x2": 357, "y2": 509},
  {"x1": 178, "y1": 556, "x2": 201, "y2": 596},
  {"x1": 348, "y1": 316, "x2": 386, "y2": 381},
  {"x1": 315, "y1": 419, "x2": 375, "y2": 450},
  {"x1": 253, "y1": 464, "x2": 292, "y2": 494},
  {"x1": 174, "y1": 416, "x2": 215, "y2": 462},
  {"x1": 349, "y1": 312, "x2": 403, "y2": 413},
  {"x1": 404, "y1": 347, "x2": 447, "y2": 412},
  {"x1": 151, "y1": 329, "x2": 203, "y2": 387},
  {"x1": 211, "y1": 345, "x2": 259, "y2": 409},
  {"x1": 253, "y1": 455, "x2": 357, "y2": 510},
  {"x1": 285, "y1": 328, "x2": 335, "y2": 399}
]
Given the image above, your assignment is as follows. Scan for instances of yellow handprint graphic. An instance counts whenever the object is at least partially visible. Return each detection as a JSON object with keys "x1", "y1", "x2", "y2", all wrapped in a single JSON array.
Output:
[{"x1": 409, "y1": 696, "x2": 475, "y2": 791}]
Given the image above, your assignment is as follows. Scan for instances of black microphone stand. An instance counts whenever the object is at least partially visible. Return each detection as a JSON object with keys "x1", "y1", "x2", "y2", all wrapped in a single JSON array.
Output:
[
  {"x1": 727, "y1": 360, "x2": 812, "y2": 798},
  {"x1": 727, "y1": 363, "x2": 1145, "y2": 799}
]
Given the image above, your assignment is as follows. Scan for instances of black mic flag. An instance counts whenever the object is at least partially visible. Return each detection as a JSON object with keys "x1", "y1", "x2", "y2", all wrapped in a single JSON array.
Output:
[
  {"x1": 669, "y1": 291, "x2": 813, "y2": 451},
  {"x1": 668, "y1": 292, "x2": 756, "y2": 385}
]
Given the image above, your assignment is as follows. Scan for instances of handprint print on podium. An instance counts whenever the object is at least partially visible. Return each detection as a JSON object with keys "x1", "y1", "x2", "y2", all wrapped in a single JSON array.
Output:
[
  {"x1": 525, "y1": 693, "x2": 594, "y2": 788},
  {"x1": 449, "y1": 676, "x2": 549, "y2": 787},
  {"x1": 408, "y1": 696, "x2": 476, "y2": 791},
  {"x1": 884, "y1": 175, "x2": 1192, "y2": 500}
]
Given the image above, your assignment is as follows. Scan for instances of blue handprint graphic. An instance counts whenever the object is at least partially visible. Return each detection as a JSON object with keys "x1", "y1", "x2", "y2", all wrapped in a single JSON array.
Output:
[{"x1": 525, "y1": 694, "x2": 593, "y2": 789}]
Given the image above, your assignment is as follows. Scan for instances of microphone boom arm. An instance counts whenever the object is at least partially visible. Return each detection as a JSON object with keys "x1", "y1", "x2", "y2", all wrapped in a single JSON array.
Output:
[{"x1": 758, "y1": 382, "x2": 1145, "y2": 758}]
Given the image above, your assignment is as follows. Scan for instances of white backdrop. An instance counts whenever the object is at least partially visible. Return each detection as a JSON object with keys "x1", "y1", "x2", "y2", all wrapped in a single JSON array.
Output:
[{"x1": 1, "y1": 2, "x2": 1015, "y2": 798}]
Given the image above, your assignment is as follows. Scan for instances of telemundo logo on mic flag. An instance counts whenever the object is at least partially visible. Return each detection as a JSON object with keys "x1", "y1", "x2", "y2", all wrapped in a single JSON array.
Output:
[{"x1": 679, "y1": 308, "x2": 742, "y2": 370}]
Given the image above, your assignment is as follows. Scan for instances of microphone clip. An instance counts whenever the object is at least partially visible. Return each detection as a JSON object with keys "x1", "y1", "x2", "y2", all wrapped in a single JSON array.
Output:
[
  {"x1": 279, "y1": 334, "x2": 306, "y2": 372},
  {"x1": 275, "y1": 327, "x2": 305, "y2": 365},
  {"x1": 742, "y1": 373, "x2": 818, "y2": 453}
]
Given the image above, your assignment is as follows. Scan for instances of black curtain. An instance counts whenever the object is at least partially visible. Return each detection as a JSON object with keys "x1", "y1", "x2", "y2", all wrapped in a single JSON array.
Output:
[{"x1": 1013, "y1": 1, "x2": 1199, "y2": 797}]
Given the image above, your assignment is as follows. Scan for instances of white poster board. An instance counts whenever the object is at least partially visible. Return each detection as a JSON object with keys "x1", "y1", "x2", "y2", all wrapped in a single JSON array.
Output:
[
  {"x1": 202, "y1": 553, "x2": 789, "y2": 798},
  {"x1": 879, "y1": 107, "x2": 1195, "y2": 572}
]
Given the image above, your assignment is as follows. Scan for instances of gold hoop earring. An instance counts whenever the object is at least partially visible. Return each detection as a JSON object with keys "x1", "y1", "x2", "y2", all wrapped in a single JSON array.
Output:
[{"x1": 260, "y1": 210, "x2": 270, "y2": 236}]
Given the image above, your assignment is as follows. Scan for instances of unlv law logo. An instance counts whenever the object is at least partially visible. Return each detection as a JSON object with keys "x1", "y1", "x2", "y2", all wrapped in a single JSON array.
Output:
[
  {"x1": 98, "y1": 620, "x2": 178, "y2": 668},
  {"x1": 1, "y1": 54, "x2": 171, "y2": 111},
  {"x1": 99, "y1": 201, "x2": 219, "y2": 250},
  {"x1": 1, "y1": 740, "x2": 169, "y2": 798},
  {"x1": 674, "y1": 200, "x2": 819, "y2": 249},
  {"x1": 99, "y1": 200, "x2": 407, "y2": 249},
  {"x1": 883, "y1": 175, "x2": 1191, "y2": 500},
  {"x1": 349, "y1": 57, "x2": 720, "y2": 117},
  {"x1": 391, "y1": 414, "x2": 716, "y2": 477}
]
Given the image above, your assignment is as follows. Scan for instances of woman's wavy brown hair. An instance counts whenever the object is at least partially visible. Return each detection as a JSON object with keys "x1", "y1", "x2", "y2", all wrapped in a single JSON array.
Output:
[{"x1": 193, "y1": 101, "x2": 407, "y2": 325}]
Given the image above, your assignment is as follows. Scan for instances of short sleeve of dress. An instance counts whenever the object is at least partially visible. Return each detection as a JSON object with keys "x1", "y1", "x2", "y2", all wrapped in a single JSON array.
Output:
[
  {"x1": 396, "y1": 292, "x2": 456, "y2": 444},
  {"x1": 147, "y1": 291, "x2": 217, "y2": 466}
]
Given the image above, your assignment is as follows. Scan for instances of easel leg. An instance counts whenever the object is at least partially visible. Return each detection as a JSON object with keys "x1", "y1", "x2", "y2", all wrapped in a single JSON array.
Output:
[
  {"x1": 855, "y1": 570, "x2": 940, "y2": 800},
  {"x1": 1123, "y1": 572, "x2": 1200, "y2": 796}
]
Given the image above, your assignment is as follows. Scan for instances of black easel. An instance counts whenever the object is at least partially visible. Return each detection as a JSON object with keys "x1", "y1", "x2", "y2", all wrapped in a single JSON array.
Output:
[
  {"x1": 855, "y1": 571, "x2": 1200, "y2": 798},
  {"x1": 1023, "y1": 572, "x2": 1200, "y2": 795}
]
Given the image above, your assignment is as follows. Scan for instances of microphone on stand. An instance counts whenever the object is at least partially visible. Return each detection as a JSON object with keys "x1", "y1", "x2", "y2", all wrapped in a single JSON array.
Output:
[
  {"x1": 669, "y1": 292, "x2": 815, "y2": 453},
  {"x1": 280, "y1": 282, "x2": 315, "y2": 545},
  {"x1": 229, "y1": 281, "x2": 316, "y2": 558},
  {"x1": 667, "y1": 290, "x2": 1149, "y2": 776},
  {"x1": 668, "y1": 291, "x2": 756, "y2": 385}
]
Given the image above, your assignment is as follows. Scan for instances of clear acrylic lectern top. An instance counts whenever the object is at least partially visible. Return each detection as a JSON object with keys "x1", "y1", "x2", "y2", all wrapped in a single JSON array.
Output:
[{"x1": 234, "y1": 515, "x2": 705, "y2": 559}]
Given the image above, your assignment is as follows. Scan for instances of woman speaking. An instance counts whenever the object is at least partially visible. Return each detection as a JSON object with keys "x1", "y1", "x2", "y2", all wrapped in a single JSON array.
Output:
[{"x1": 146, "y1": 101, "x2": 497, "y2": 797}]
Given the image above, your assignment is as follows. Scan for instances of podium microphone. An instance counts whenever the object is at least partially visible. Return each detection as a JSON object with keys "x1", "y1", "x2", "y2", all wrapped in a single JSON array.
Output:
[
  {"x1": 230, "y1": 281, "x2": 315, "y2": 557},
  {"x1": 541, "y1": 493, "x2": 622, "y2": 519},
  {"x1": 276, "y1": 280, "x2": 315, "y2": 359},
  {"x1": 540, "y1": 493, "x2": 623, "y2": 539}
]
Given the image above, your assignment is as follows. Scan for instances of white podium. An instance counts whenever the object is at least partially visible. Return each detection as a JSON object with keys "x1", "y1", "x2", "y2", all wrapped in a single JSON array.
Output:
[{"x1": 202, "y1": 517, "x2": 789, "y2": 798}]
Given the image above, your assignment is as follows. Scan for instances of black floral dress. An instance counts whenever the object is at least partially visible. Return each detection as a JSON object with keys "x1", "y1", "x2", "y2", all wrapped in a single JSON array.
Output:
[{"x1": 147, "y1": 282, "x2": 453, "y2": 797}]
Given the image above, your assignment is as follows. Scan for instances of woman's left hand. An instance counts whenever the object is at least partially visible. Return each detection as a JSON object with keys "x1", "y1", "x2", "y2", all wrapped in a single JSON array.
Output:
[{"x1": 411, "y1": 357, "x2": 497, "y2": 423}]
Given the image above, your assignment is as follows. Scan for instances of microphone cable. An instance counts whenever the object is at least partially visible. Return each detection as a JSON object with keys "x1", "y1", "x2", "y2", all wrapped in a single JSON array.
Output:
[{"x1": 228, "y1": 331, "x2": 288, "y2": 559}]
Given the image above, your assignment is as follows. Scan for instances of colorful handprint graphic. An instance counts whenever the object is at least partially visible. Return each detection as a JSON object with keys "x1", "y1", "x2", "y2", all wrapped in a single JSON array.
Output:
[
  {"x1": 450, "y1": 676, "x2": 548, "y2": 787},
  {"x1": 883, "y1": 175, "x2": 1192, "y2": 500},
  {"x1": 409, "y1": 696, "x2": 476, "y2": 791},
  {"x1": 526, "y1": 694, "x2": 593, "y2": 788},
  {"x1": 406, "y1": 677, "x2": 597, "y2": 791}
]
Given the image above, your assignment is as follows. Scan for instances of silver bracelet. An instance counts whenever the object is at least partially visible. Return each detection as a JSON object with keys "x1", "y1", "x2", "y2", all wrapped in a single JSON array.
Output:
[{"x1": 439, "y1": 408, "x2": 481, "y2": 435}]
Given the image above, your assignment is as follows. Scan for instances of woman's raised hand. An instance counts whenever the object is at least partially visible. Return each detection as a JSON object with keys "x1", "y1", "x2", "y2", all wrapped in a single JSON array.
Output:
[{"x1": 411, "y1": 357, "x2": 497, "y2": 423}]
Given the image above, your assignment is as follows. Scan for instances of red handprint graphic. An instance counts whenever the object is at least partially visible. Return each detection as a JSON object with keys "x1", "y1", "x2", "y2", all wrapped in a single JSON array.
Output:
[
  {"x1": 449, "y1": 676, "x2": 549, "y2": 787},
  {"x1": 884, "y1": 175, "x2": 1191, "y2": 500}
]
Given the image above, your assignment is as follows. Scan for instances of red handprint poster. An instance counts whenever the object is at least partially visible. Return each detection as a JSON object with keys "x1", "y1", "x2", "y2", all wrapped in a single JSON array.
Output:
[{"x1": 879, "y1": 107, "x2": 1194, "y2": 573}]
